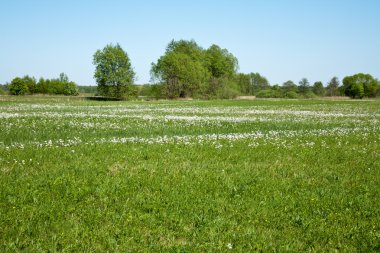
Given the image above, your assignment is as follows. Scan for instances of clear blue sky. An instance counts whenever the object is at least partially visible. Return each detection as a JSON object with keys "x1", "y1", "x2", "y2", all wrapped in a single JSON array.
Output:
[{"x1": 1, "y1": 0, "x2": 379, "y2": 86}]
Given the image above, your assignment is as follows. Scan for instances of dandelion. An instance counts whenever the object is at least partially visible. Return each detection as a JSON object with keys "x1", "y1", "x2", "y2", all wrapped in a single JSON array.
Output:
[{"x1": 227, "y1": 243, "x2": 233, "y2": 249}]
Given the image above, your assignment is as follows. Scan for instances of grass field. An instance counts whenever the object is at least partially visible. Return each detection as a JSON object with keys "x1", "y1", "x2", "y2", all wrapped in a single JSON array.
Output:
[{"x1": 0, "y1": 96, "x2": 379, "y2": 252}]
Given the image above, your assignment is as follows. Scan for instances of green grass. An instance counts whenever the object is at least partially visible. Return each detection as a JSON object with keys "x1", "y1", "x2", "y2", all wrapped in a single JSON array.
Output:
[{"x1": 1, "y1": 96, "x2": 379, "y2": 251}]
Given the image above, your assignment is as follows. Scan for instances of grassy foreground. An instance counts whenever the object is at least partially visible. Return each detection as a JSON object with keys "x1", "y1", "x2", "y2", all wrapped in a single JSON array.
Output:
[{"x1": 0, "y1": 96, "x2": 379, "y2": 252}]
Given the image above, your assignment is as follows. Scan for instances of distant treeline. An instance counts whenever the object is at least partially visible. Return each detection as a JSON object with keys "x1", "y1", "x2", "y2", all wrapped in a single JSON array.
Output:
[
  {"x1": 147, "y1": 40, "x2": 379, "y2": 99},
  {"x1": 1, "y1": 73, "x2": 79, "y2": 96},
  {"x1": 92, "y1": 40, "x2": 380, "y2": 100},
  {"x1": 136, "y1": 74, "x2": 380, "y2": 100},
  {"x1": 2, "y1": 39, "x2": 379, "y2": 99}
]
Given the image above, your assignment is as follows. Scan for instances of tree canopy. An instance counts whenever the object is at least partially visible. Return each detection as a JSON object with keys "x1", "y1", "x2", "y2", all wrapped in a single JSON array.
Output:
[
  {"x1": 342, "y1": 73, "x2": 379, "y2": 98},
  {"x1": 93, "y1": 43, "x2": 135, "y2": 99},
  {"x1": 9, "y1": 77, "x2": 29, "y2": 95},
  {"x1": 151, "y1": 39, "x2": 239, "y2": 99}
]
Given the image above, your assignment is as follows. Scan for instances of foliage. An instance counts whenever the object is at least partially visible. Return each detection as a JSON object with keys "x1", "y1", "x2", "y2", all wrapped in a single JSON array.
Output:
[
  {"x1": 7, "y1": 74, "x2": 79, "y2": 96},
  {"x1": 151, "y1": 39, "x2": 239, "y2": 99},
  {"x1": 327, "y1": 77, "x2": 340, "y2": 96},
  {"x1": 342, "y1": 73, "x2": 379, "y2": 98},
  {"x1": 256, "y1": 89, "x2": 282, "y2": 98},
  {"x1": 0, "y1": 97, "x2": 379, "y2": 251},
  {"x1": 138, "y1": 83, "x2": 165, "y2": 99},
  {"x1": 298, "y1": 78, "x2": 311, "y2": 95},
  {"x1": 303, "y1": 90, "x2": 317, "y2": 98},
  {"x1": 152, "y1": 50, "x2": 210, "y2": 98},
  {"x1": 0, "y1": 84, "x2": 8, "y2": 95},
  {"x1": 21, "y1": 75, "x2": 37, "y2": 94},
  {"x1": 213, "y1": 78, "x2": 240, "y2": 99},
  {"x1": 9, "y1": 77, "x2": 29, "y2": 95},
  {"x1": 312, "y1": 81, "x2": 325, "y2": 96},
  {"x1": 250, "y1": 73, "x2": 270, "y2": 95},
  {"x1": 284, "y1": 90, "x2": 299, "y2": 99},
  {"x1": 9, "y1": 76, "x2": 38, "y2": 95},
  {"x1": 36, "y1": 73, "x2": 79, "y2": 96},
  {"x1": 235, "y1": 73, "x2": 251, "y2": 94},
  {"x1": 205, "y1": 44, "x2": 238, "y2": 79},
  {"x1": 282, "y1": 80, "x2": 297, "y2": 93},
  {"x1": 93, "y1": 43, "x2": 135, "y2": 99}
]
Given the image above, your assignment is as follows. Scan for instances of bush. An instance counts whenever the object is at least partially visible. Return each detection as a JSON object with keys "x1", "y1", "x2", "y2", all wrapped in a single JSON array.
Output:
[
  {"x1": 303, "y1": 91, "x2": 317, "y2": 99},
  {"x1": 150, "y1": 84, "x2": 165, "y2": 99},
  {"x1": 284, "y1": 91, "x2": 299, "y2": 99},
  {"x1": 63, "y1": 82, "x2": 79, "y2": 96},
  {"x1": 256, "y1": 89, "x2": 282, "y2": 98}
]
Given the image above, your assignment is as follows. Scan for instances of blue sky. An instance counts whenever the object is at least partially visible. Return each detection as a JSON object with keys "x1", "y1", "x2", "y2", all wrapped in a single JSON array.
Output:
[{"x1": 1, "y1": 0, "x2": 379, "y2": 85}]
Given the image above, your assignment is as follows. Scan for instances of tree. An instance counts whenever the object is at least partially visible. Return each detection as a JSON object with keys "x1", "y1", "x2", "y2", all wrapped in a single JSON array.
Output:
[
  {"x1": 298, "y1": 78, "x2": 311, "y2": 95},
  {"x1": 204, "y1": 45, "x2": 239, "y2": 97},
  {"x1": 59, "y1": 73, "x2": 69, "y2": 83},
  {"x1": 9, "y1": 77, "x2": 29, "y2": 95},
  {"x1": 312, "y1": 81, "x2": 325, "y2": 96},
  {"x1": 342, "y1": 73, "x2": 378, "y2": 98},
  {"x1": 21, "y1": 75, "x2": 37, "y2": 94},
  {"x1": 282, "y1": 80, "x2": 298, "y2": 98},
  {"x1": 327, "y1": 77, "x2": 340, "y2": 96},
  {"x1": 351, "y1": 82, "x2": 364, "y2": 99},
  {"x1": 93, "y1": 43, "x2": 135, "y2": 99},
  {"x1": 250, "y1": 72, "x2": 269, "y2": 95},
  {"x1": 151, "y1": 39, "x2": 239, "y2": 99},
  {"x1": 37, "y1": 78, "x2": 48, "y2": 94},
  {"x1": 236, "y1": 73, "x2": 251, "y2": 94},
  {"x1": 63, "y1": 81, "x2": 79, "y2": 96},
  {"x1": 151, "y1": 50, "x2": 209, "y2": 98},
  {"x1": 205, "y1": 44, "x2": 238, "y2": 79}
]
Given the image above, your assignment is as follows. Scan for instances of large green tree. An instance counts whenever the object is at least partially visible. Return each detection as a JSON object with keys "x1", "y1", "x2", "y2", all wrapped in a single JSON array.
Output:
[
  {"x1": 342, "y1": 73, "x2": 378, "y2": 98},
  {"x1": 205, "y1": 44, "x2": 238, "y2": 79},
  {"x1": 151, "y1": 39, "x2": 239, "y2": 99},
  {"x1": 9, "y1": 77, "x2": 29, "y2": 95},
  {"x1": 93, "y1": 43, "x2": 135, "y2": 99},
  {"x1": 151, "y1": 40, "x2": 210, "y2": 98}
]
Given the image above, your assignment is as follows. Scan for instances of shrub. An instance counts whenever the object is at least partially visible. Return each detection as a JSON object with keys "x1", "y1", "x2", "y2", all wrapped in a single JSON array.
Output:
[
  {"x1": 303, "y1": 91, "x2": 317, "y2": 99},
  {"x1": 256, "y1": 89, "x2": 282, "y2": 98},
  {"x1": 284, "y1": 91, "x2": 299, "y2": 99}
]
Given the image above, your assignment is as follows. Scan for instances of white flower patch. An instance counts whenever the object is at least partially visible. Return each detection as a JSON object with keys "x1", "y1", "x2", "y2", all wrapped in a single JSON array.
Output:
[
  {"x1": 1, "y1": 102, "x2": 379, "y2": 152},
  {"x1": 1, "y1": 127, "x2": 378, "y2": 150}
]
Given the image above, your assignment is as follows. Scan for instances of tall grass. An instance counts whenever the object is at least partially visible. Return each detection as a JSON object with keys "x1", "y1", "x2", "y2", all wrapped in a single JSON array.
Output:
[{"x1": 1, "y1": 97, "x2": 379, "y2": 251}]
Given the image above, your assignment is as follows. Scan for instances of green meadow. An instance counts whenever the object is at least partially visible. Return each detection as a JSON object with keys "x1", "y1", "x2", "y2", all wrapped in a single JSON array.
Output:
[{"x1": 1, "y1": 96, "x2": 379, "y2": 252}]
